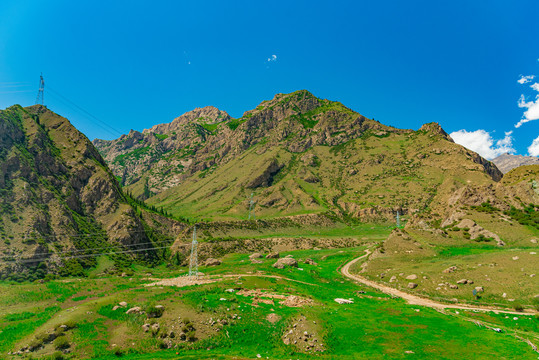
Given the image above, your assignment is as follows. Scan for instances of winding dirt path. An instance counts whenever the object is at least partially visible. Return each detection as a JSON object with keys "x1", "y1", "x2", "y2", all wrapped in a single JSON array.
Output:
[{"x1": 341, "y1": 249, "x2": 537, "y2": 316}]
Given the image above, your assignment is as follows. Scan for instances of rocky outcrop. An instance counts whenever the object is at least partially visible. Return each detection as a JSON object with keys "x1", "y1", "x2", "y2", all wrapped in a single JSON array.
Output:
[{"x1": 492, "y1": 153, "x2": 539, "y2": 174}]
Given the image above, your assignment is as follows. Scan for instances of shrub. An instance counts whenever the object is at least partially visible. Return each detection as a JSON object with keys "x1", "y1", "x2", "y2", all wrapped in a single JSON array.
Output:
[
  {"x1": 187, "y1": 330, "x2": 196, "y2": 342},
  {"x1": 144, "y1": 303, "x2": 164, "y2": 318},
  {"x1": 51, "y1": 351, "x2": 65, "y2": 360},
  {"x1": 513, "y1": 303, "x2": 524, "y2": 312},
  {"x1": 113, "y1": 347, "x2": 123, "y2": 356},
  {"x1": 53, "y1": 336, "x2": 70, "y2": 350}
]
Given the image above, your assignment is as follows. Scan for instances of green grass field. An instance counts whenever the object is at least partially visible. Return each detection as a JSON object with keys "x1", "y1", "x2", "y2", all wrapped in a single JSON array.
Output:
[{"x1": 1, "y1": 241, "x2": 538, "y2": 359}]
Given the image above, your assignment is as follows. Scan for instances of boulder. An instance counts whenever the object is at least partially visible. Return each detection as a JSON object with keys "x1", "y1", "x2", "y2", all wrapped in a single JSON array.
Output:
[
  {"x1": 406, "y1": 274, "x2": 417, "y2": 280},
  {"x1": 119, "y1": 301, "x2": 128, "y2": 307},
  {"x1": 204, "y1": 258, "x2": 221, "y2": 266},
  {"x1": 456, "y1": 279, "x2": 468, "y2": 284},
  {"x1": 407, "y1": 283, "x2": 418, "y2": 289},
  {"x1": 142, "y1": 324, "x2": 151, "y2": 332},
  {"x1": 443, "y1": 266, "x2": 457, "y2": 274},
  {"x1": 112, "y1": 306, "x2": 120, "y2": 311},
  {"x1": 303, "y1": 258, "x2": 318, "y2": 265},
  {"x1": 249, "y1": 253, "x2": 263, "y2": 259},
  {"x1": 389, "y1": 275, "x2": 397, "y2": 283},
  {"x1": 475, "y1": 286, "x2": 484, "y2": 293},
  {"x1": 449, "y1": 284, "x2": 458, "y2": 289},
  {"x1": 126, "y1": 306, "x2": 142, "y2": 314},
  {"x1": 266, "y1": 252, "x2": 280, "y2": 259},
  {"x1": 273, "y1": 258, "x2": 298, "y2": 269}
]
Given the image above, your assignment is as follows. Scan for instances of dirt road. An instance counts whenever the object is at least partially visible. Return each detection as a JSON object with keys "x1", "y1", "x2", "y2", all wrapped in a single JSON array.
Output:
[{"x1": 341, "y1": 249, "x2": 537, "y2": 316}]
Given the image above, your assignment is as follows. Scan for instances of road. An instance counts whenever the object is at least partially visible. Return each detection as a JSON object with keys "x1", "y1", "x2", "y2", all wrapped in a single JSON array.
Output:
[{"x1": 341, "y1": 249, "x2": 538, "y2": 316}]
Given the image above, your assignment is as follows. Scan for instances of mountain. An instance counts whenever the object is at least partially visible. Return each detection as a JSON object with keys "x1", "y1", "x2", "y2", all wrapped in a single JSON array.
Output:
[
  {"x1": 492, "y1": 153, "x2": 539, "y2": 173},
  {"x1": 94, "y1": 90, "x2": 503, "y2": 222},
  {"x1": 0, "y1": 105, "x2": 173, "y2": 280}
]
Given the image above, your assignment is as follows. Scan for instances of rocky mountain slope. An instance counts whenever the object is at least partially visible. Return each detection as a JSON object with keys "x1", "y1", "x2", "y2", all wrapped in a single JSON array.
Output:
[
  {"x1": 0, "y1": 105, "x2": 172, "y2": 279},
  {"x1": 492, "y1": 153, "x2": 539, "y2": 173},
  {"x1": 95, "y1": 90, "x2": 503, "y2": 222}
]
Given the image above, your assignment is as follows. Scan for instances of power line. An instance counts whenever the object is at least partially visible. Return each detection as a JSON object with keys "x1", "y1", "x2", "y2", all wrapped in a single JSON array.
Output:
[
  {"x1": 35, "y1": 74, "x2": 44, "y2": 105},
  {"x1": 0, "y1": 244, "x2": 173, "y2": 265},
  {"x1": 46, "y1": 84, "x2": 124, "y2": 137}
]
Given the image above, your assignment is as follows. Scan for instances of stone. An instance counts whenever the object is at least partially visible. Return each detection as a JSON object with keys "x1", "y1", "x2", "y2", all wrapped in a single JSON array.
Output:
[
  {"x1": 407, "y1": 283, "x2": 418, "y2": 289},
  {"x1": 406, "y1": 274, "x2": 417, "y2": 280},
  {"x1": 512, "y1": 256, "x2": 519, "y2": 261},
  {"x1": 119, "y1": 301, "x2": 128, "y2": 307},
  {"x1": 389, "y1": 276, "x2": 397, "y2": 282},
  {"x1": 475, "y1": 286, "x2": 484, "y2": 293},
  {"x1": 449, "y1": 284, "x2": 458, "y2": 289},
  {"x1": 285, "y1": 254, "x2": 294, "y2": 258},
  {"x1": 204, "y1": 258, "x2": 221, "y2": 266},
  {"x1": 443, "y1": 266, "x2": 457, "y2": 273},
  {"x1": 273, "y1": 257, "x2": 298, "y2": 269},
  {"x1": 112, "y1": 306, "x2": 120, "y2": 311},
  {"x1": 334, "y1": 298, "x2": 354, "y2": 304},
  {"x1": 457, "y1": 279, "x2": 468, "y2": 284},
  {"x1": 151, "y1": 323, "x2": 160, "y2": 333},
  {"x1": 126, "y1": 306, "x2": 142, "y2": 314},
  {"x1": 466, "y1": 280, "x2": 474, "y2": 284},
  {"x1": 249, "y1": 253, "x2": 263, "y2": 259},
  {"x1": 304, "y1": 258, "x2": 318, "y2": 265},
  {"x1": 142, "y1": 324, "x2": 151, "y2": 332},
  {"x1": 266, "y1": 252, "x2": 280, "y2": 259}
]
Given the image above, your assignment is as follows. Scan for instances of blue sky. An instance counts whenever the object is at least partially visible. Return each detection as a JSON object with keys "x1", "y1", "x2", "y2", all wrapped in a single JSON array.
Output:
[{"x1": 1, "y1": 1, "x2": 538, "y2": 158}]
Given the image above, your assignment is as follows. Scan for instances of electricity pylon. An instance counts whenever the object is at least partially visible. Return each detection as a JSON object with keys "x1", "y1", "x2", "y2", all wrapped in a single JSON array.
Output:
[
  {"x1": 248, "y1": 193, "x2": 256, "y2": 220},
  {"x1": 188, "y1": 224, "x2": 198, "y2": 279},
  {"x1": 35, "y1": 73, "x2": 44, "y2": 105}
]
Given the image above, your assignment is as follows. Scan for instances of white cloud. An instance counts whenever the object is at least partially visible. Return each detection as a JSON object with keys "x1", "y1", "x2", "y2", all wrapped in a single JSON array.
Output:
[
  {"x1": 449, "y1": 129, "x2": 515, "y2": 160},
  {"x1": 515, "y1": 93, "x2": 539, "y2": 128},
  {"x1": 267, "y1": 54, "x2": 277, "y2": 62},
  {"x1": 515, "y1": 74, "x2": 539, "y2": 128},
  {"x1": 518, "y1": 75, "x2": 535, "y2": 84},
  {"x1": 528, "y1": 136, "x2": 539, "y2": 156}
]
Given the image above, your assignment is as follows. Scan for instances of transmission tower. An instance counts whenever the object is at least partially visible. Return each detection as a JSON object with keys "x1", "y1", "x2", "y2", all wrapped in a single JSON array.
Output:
[
  {"x1": 188, "y1": 224, "x2": 198, "y2": 279},
  {"x1": 35, "y1": 73, "x2": 44, "y2": 105},
  {"x1": 248, "y1": 193, "x2": 256, "y2": 220},
  {"x1": 396, "y1": 211, "x2": 401, "y2": 228}
]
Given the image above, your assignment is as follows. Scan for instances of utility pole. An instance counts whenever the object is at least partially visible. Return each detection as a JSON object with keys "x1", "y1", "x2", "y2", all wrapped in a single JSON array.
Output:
[
  {"x1": 248, "y1": 193, "x2": 255, "y2": 220},
  {"x1": 35, "y1": 73, "x2": 44, "y2": 105},
  {"x1": 188, "y1": 224, "x2": 198, "y2": 279}
]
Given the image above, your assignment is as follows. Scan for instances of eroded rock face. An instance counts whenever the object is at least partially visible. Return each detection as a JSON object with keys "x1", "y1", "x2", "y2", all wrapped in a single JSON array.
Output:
[{"x1": 0, "y1": 105, "x2": 163, "y2": 277}]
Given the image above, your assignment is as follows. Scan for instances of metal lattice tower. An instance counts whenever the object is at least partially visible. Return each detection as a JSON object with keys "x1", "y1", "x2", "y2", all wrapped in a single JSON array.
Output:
[
  {"x1": 248, "y1": 193, "x2": 255, "y2": 220},
  {"x1": 35, "y1": 73, "x2": 44, "y2": 105},
  {"x1": 188, "y1": 225, "x2": 198, "y2": 279},
  {"x1": 396, "y1": 211, "x2": 401, "y2": 228}
]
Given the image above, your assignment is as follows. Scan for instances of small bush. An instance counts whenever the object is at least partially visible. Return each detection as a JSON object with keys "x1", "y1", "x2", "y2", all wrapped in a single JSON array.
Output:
[
  {"x1": 51, "y1": 351, "x2": 65, "y2": 360},
  {"x1": 513, "y1": 303, "x2": 524, "y2": 312},
  {"x1": 187, "y1": 330, "x2": 196, "y2": 342},
  {"x1": 113, "y1": 347, "x2": 123, "y2": 356},
  {"x1": 53, "y1": 336, "x2": 70, "y2": 350}
]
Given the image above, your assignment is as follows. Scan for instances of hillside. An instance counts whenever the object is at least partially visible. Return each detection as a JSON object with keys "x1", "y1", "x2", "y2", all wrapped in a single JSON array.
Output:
[
  {"x1": 0, "y1": 105, "x2": 177, "y2": 280},
  {"x1": 94, "y1": 90, "x2": 502, "y2": 222},
  {"x1": 492, "y1": 153, "x2": 539, "y2": 173}
]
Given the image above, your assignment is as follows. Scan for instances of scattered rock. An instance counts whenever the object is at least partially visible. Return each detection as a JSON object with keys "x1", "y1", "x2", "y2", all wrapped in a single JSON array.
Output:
[
  {"x1": 249, "y1": 253, "x2": 263, "y2": 259},
  {"x1": 443, "y1": 266, "x2": 457, "y2": 274},
  {"x1": 142, "y1": 324, "x2": 151, "y2": 332},
  {"x1": 449, "y1": 284, "x2": 458, "y2": 289},
  {"x1": 512, "y1": 256, "x2": 519, "y2": 261},
  {"x1": 266, "y1": 252, "x2": 280, "y2": 259},
  {"x1": 334, "y1": 298, "x2": 354, "y2": 304},
  {"x1": 389, "y1": 276, "x2": 397, "y2": 282},
  {"x1": 126, "y1": 306, "x2": 142, "y2": 314},
  {"x1": 303, "y1": 258, "x2": 318, "y2": 265},
  {"x1": 273, "y1": 257, "x2": 298, "y2": 269},
  {"x1": 475, "y1": 286, "x2": 484, "y2": 293},
  {"x1": 457, "y1": 279, "x2": 468, "y2": 284},
  {"x1": 151, "y1": 323, "x2": 160, "y2": 333},
  {"x1": 112, "y1": 306, "x2": 120, "y2": 311},
  {"x1": 408, "y1": 283, "x2": 418, "y2": 289},
  {"x1": 406, "y1": 274, "x2": 417, "y2": 280},
  {"x1": 119, "y1": 301, "x2": 128, "y2": 307},
  {"x1": 204, "y1": 258, "x2": 221, "y2": 266}
]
